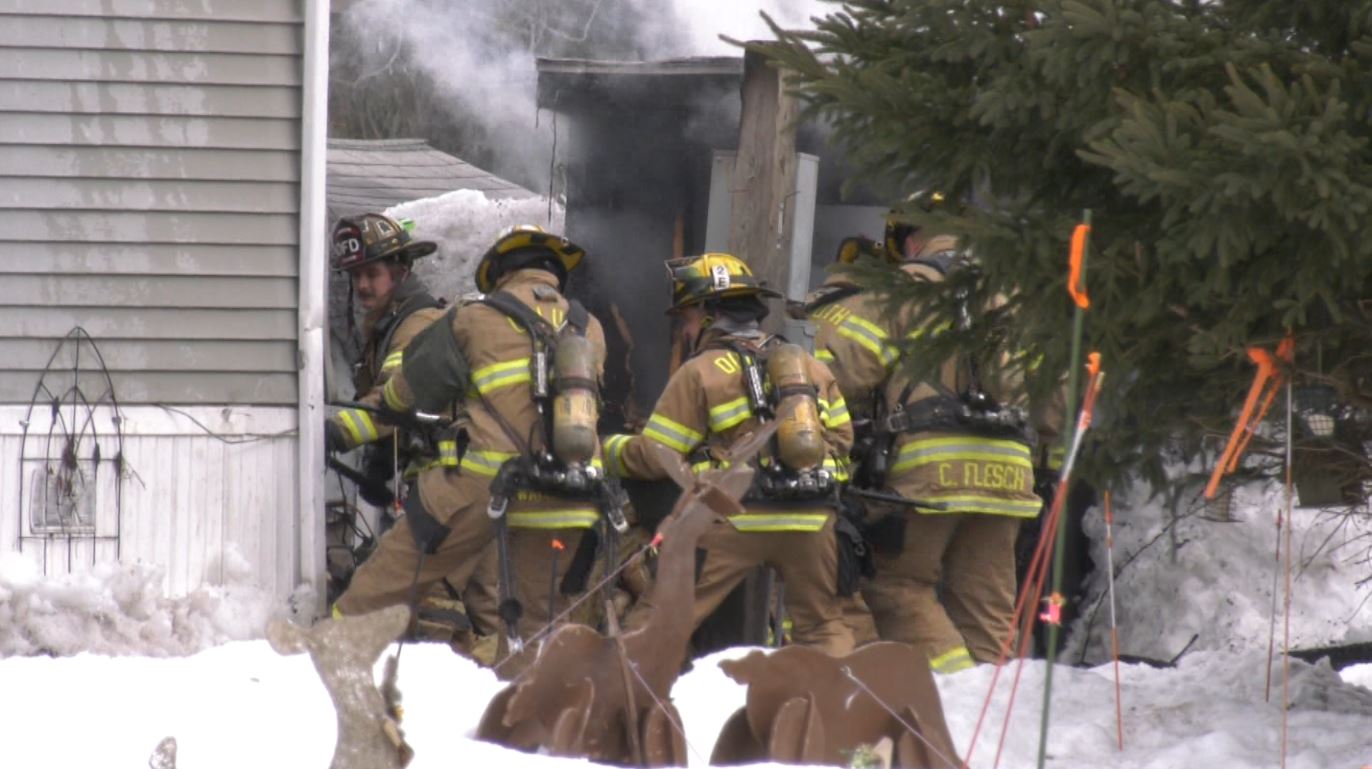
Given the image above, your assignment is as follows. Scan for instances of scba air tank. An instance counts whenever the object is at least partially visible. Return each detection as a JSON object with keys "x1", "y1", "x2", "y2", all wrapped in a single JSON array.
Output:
[
  {"x1": 551, "y1": 334, "x2": 600, "y2": 466},
  {"x1": 767, "y1": 343, "x2": 825, "y2": 471}
]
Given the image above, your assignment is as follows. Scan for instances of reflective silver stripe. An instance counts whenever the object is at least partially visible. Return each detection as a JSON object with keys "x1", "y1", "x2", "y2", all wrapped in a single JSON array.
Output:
[
  {"x1": 894, "y1": 437, "x2": 1033, "y2": 471},
  {"x1": 727, "y1": 513, "x2": 829, "y2": 532},
  {"x1": 507, "y1": 510, "x2": 600, "y2": 529},
  {"x1": 459, "y1": 450, "x2": 515, "y2": 477},
  {"x1": 471, "y1": 358, "x2": 532, "y2": 395},
  {"x1": 643, "y1": 414, "x2": 702, "y2": 454},
  {"x1": 603, "y1": 433, "x2": 631, "y2": 476},
  {"x1": 708, "y1": 396, "x2": 752, "y2": 432},
  {"x1": 921, "y1": 493, "x2": 1043, "y2": 517}
]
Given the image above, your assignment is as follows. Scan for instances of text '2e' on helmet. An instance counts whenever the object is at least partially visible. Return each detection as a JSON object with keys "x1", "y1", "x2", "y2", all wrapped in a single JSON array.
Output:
[
  {"x1": 475, "y1": 225, "x2": 585, "y2": 293},
  {"x1": 663, "y1": 253, "x2": 781, "y2": 312},
  {"x1": 883, "y1": 190, "x2": 951, "y2": 262},
  {"x1": 331, "y1": 213, "x2": 437, "y2": 272}
]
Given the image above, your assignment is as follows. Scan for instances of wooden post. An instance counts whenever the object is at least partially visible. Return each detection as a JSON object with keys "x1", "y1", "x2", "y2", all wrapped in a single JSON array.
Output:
[{"x1": 728, "y1": 47, "x2": 800, "y2": 335}]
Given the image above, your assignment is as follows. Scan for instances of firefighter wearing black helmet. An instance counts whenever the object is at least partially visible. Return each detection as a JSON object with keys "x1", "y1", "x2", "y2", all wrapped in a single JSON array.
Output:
[
  {"x1": 802, "y1": 191, "x2": 1053, "y2": 673},
  {"x1": 334, "y1": 225, "x2": 615, "y2": 652},
  {"x1": 324, "y1": 212, "x2": 503, "y2": 655}
]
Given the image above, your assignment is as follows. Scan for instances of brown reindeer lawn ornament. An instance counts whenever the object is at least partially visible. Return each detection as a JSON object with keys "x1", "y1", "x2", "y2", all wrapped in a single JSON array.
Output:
[
  {"x1": 475, "y1": 425, "x2": 777, "y2": 766},
  {"x1": 266, "y1": 604, "x2": 415, "y2": 769},
  {"x1": 710, "y1": 642, "x2": 960, "y2": 769}
]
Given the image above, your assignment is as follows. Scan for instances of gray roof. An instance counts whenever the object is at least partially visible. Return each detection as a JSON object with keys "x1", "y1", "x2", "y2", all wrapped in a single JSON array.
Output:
[{"x1": 326, "y1": 138, "x2": 535, "y2": 219}]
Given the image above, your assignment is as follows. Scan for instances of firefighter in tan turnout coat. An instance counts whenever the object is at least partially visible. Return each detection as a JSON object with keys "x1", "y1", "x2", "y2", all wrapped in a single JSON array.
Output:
[
  {"x1": 804, "y1": 195, "x2": 1047, "y2": 673},
  {"x1": 323, "y1": 213, "x2": 501, "y2": 648},
  {"x1": 334, "y1": 225, "x2": 613, "y2": 648},
  {"x1": 604, "y1": 253, "x2": 857, "y2": 656}
]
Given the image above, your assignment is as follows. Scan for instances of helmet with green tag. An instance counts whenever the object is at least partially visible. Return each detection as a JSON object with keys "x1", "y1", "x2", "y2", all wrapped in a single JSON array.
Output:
[{"x1": 331, "y1": 213, "x2": 437, "y2": 272}]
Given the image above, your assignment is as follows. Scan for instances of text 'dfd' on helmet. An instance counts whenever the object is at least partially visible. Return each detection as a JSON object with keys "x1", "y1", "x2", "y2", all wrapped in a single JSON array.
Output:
[{"x1": 331, "y1": 213, "x2": 437, "y2": 272}]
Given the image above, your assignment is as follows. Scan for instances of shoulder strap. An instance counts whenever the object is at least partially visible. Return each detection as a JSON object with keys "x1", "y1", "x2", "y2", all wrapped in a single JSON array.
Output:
[
  {"x1": 375, "y1": 290, "x2": 444, "y2": 371},
  {"x1": 912, "y1": 250, "x2": 960, "y2": 277},
  {"x1": 802, "y1": 283, "x2": 863, "y2": 315},
  {"x1": 480, "y1": 290, "x2": 587, "y2": 341}
]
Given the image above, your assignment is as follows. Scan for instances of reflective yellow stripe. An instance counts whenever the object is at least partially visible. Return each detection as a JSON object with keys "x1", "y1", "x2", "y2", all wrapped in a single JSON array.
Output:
[
  {"x1": 472, "y1": 357, "x2": 532, "y2": 396},
  {"x1": 823, "y1": 455, "x2": 850, "y2": 482},
  {"x1": 920, "y1": 493, "x2": 1043, "y2": 517},
  {"x1": 837, "y1": 315, "x2": 899, "y2": 367},
  {"x1": 405, "y1": 440, "x2": 461, "y2": 477},
  {"x1": 459, "y1": 449, "x2": 516, "y2": 478},
  {"x1": 891, "y1": 436, "x2": 1033, "y2": 474},
  {"x1": 816, "y1": 348, "x2": 835, "y2": 363},
  {"x1": 1046, "y1": 445, "x2": 1066, "y2": 471},
  {"x1": 819, "y1": 397, "x2": 851, "y2": 429},
  {"x1": 643, "y1": 413, "x2": 703, "y2": 454},
  {"x1": 908, "y1": 319, "x2": 953, "y2": 341},
  {"x1": 382, "y1": 378, "x2": 408, "y2": 411},
  {"x1": 331, "y1": 604, "x2": 345, "y2": 620},
  {"x1": 603, "y1": 434, "x2": 631, "y2": 476},
  {"x1": 929, "y1": 646, "x2": 974, "y2": 673},
  {"x1": 727, "y1": 513, "x2": 829, "y2": 532},
  {"x1": 507, "y1": 510, "x2": 600, "y2": 529},
  {"x1": 708, "y1": 396, "x2": 753, "y2": 432},
  {"x1": 337, "y1": 409, "x2": 379, "y2": 446},
  {"x1": 381, "y1": 350, "x2": 405, "y2": 372}
]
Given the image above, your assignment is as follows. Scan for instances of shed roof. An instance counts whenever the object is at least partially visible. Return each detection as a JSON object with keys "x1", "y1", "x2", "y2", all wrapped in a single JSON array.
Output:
[{"x1": 326, "y1": 138, "x2": 534, "y2": 219}]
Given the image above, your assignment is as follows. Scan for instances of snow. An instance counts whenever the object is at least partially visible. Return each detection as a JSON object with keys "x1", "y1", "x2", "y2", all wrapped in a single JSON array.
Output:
[
  {"x1": 384, "y1": 189, "x2": 566, "y2": 305},
  {"x1": 3, "y1": 476, "x2": 1371, "y2": 769}
]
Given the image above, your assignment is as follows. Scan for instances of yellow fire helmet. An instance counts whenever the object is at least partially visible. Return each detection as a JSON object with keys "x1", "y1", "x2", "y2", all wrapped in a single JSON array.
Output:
[
  {"x1": 834, "y1": 235, "x2": 886, "y2": 265},
  {"x1": 475, "y1": 224, "x2": 585, "y2": 293},
  {"x1": 664, "y1": 252, "x2": 781, "y2": 312},
  {"x1": 883, "y1": 190, "x2": 951, "y2": 262}
]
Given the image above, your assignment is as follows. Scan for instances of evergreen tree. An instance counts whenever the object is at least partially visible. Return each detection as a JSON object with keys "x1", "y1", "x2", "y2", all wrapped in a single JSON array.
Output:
[{"x1": 759, "y1": 0, "x2": 1372, "y2": 491}]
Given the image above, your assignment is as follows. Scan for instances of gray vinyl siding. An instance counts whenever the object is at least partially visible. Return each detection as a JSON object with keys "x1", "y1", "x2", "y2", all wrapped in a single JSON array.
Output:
[{"x1": 0, "y1": 1, "x2": 304, "y2": 405}]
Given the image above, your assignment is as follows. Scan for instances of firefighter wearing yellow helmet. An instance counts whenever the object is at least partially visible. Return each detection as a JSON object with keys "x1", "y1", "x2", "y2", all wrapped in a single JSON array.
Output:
[
  {"x1": 602, "y1": 253, "x2": 859, "y2": 656},
  {"x1": 799, "y1": 192, "x2": 1056, "y2": 673},
  {"x1": 334, "y1": 224, "x2": 618, "y2": 654}
]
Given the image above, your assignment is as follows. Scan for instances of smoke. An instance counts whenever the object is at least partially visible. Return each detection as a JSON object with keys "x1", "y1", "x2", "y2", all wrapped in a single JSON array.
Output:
[
  {"x1": 335, "y1": 0, "x2": 832, "y2": 192},
  {"x1": 665, "y1": 0, "x2": 829, "y2": 54}
]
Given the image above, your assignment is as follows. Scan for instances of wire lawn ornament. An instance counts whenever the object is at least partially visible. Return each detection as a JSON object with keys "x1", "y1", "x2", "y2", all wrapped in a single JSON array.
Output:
[{"x1": 16, "y1": 327, "x2": 126, "y2": 573}]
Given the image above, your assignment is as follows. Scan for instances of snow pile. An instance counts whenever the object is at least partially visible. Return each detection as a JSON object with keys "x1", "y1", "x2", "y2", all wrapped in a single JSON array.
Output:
[
  {"x1": 1066, "y1": 476, "x2": 1372, "y2": 666},
  {"x1": 0, "y1": 548, "x2": 283, "y2": 657},
  {"x1": 3, "y1": 639, "x2": 1372, "y2": 768},
  {"x1": 386, "y1": 188, "x2": 566, "y2": 303}
]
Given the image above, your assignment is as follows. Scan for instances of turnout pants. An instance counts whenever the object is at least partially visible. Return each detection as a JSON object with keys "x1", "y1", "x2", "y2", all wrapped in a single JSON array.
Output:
[
  {"x1": 505, "y1": 527, "x2": 600, "y2": 641},
  {"x1": 335, "y1": 471, "x2": 495, "y2": 617},
  {"x1": 664, "y1": 515, "x2": 854, "y2": 657},
  {"x1": 863, "y1": 511, "x2": 1021, "y2": 673}
]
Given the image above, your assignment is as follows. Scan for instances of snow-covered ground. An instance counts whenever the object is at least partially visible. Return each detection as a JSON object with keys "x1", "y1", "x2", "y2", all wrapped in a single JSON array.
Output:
[{"x1": 2, "y1": 476, "x2": 1371, "y2": 768}]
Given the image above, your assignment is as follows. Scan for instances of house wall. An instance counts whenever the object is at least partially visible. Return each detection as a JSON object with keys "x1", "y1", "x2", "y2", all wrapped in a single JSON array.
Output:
[
  {"x1": 0, "y1": 0, "x2": 305, "y2": 405},
  {"x1": 0, "y1": 0, "x2": 329, "y2": 604}
]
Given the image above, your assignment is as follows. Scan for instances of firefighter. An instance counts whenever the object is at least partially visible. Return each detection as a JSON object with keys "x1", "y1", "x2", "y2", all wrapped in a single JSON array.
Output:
[
  {"x1": 333, "y1": 225, "x2": 615, "y2": 650},
  {"x1": 802, "y1": 192, "x2": 1049, "y2": 673},
  {"x1": 604, "y1": 253, "x2": 858, "y2": 657},
  {"x1": 323, "y1": 212, "x2": 501, "y2": 653}
]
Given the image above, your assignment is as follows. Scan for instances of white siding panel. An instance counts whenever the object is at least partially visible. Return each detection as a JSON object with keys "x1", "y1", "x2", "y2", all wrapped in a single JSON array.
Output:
[
  {"x1": 0, "y1": 406, "x2": 299, "y2": 598},
  {"x1": 0, "y1": 147, "x2": 300, "y2": 182},
  {"x1": 0, "y1": 275, "x2": 296, "y2": 309},
  {"x1": 5, "y1": 338, "x2": 297, "y2": 372},
  {"x1": 0, "y1": 371, "x2": 297, "y2": 404},
  {"x1": 0, "y1": 243, "x2": 298, "y2": 276},
  {"x1": 1, "y1": 179, "x2": 299, "y2": 213},
  {"x1": 0, "y1": 114, "x2": 300, "y2": 150},
  {"x1": 0, "y1": 81, "x2": 302, "y2": 118},
  {"x1": 0, "y1": 211, "x2": 298, "y2": 243},
  {"x1": 0, "y1": 16, "x2": 302, "y2": 55},
  {"x1": 0, "y1": 0, "x2": 303, "y2": 23},
  {"x1": 0, "y1": 48, "x2": 302, "y2": 87},
  {"x1": 0, "y1": 307, "x2": 296, "y2": 339}
]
